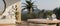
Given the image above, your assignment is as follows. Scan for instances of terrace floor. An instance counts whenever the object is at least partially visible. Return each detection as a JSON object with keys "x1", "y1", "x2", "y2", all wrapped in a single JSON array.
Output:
[
  {"x1": 21, "y1": 21, "x2": 57, "y2": 26},
  {"x1": 0, "y1": 21, "x2": 59, "y2": 26}
]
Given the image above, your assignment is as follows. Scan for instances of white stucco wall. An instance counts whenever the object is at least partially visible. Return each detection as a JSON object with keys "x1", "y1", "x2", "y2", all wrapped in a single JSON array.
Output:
[{"x1": 0, "y1": 0, "x2": 21, "y2": 24}]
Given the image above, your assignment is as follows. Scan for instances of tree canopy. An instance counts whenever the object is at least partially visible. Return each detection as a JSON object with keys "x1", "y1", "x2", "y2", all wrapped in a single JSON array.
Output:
[{"x1": 53, "y1": 7, "x2": 60, "y2": 20}]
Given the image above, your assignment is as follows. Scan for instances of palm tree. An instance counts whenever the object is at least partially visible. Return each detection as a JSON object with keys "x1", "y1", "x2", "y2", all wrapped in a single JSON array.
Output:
[
  {"x1": 2, "y1": 0, "x2": 6, "y2": 14},
  {"x1": 53, "y1": 7, "x2": 60, "y2": 20},
  {"x1": 22, "y1": 0, "x2": 36, "y2": 14}
]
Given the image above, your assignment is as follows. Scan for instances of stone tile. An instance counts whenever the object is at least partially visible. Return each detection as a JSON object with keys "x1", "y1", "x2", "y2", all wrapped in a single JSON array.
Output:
[{"x1": 0, "y1": 24, "x2": 16, "y2": 26}]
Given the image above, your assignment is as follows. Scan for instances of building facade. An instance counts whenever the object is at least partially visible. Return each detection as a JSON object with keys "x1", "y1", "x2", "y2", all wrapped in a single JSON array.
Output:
[{"x1": 0, "y1": 0, "x2": 21, "y2": 26}]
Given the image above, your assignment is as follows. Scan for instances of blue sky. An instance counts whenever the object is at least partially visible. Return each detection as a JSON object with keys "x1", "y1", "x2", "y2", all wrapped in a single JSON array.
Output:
[
  {"x1": 0, "y1": 0, "x2": 4, "y2": 13},
  {"x1": 21, "y1": 0, "x2": 60, "y2": 10}
]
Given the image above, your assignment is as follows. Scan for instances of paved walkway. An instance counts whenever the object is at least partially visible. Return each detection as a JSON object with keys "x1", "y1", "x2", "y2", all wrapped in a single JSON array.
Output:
[{"x1": 21, "y1": 21, "x2": 28, "y2": 26}]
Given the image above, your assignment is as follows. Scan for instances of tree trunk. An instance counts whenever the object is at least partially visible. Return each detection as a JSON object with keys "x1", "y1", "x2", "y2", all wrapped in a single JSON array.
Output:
[
  {"x1": 29, "y1": 8, "x2": 32, "y2": 18},
  {"x1": 30, "y1": 8, "x2": 32, "y2": 15}
]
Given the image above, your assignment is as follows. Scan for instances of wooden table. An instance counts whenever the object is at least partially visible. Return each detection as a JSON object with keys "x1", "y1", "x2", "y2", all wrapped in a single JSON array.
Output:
[{"x1": 27, "y1": 19, "x2": 60, "y2": 26}]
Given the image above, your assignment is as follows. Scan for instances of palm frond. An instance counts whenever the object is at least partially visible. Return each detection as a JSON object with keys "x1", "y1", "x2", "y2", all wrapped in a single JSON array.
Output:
[
  {"x1": 22, "y1": 8, "x2": 27, "y2": 11},
  {"x1": 30, "y1": 0, "x2": 32, "y2": 2},
  {"x1": 33, "y1": 5, "x2": 37, "y2": 7},
  {"x1": 22, "y1": 3, "x2": 28, "y2": 5},
  {"x1": 22, "y1": 6, "x2": 27, "y2": 7},
  {"x1": 26, "y1": 1, "x2": 30, "y2": 5}
]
